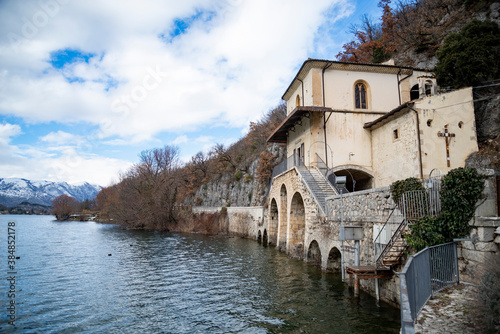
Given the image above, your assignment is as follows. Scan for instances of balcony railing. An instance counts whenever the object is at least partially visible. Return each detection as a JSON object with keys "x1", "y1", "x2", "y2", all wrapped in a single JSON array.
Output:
[{"x1": 271, "y1": 153, "x2": 304, "y2": 179}]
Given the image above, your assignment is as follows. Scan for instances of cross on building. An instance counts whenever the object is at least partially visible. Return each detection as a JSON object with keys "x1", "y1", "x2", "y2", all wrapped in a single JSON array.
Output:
[{"x1": 437, "y1": 124, "x2": 456, "y2": 167}]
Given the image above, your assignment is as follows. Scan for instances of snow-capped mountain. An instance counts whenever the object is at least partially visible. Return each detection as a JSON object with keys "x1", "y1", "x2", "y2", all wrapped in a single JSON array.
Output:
[{"x1": 0, "y1": 178, "x2": 102, "y2": 207}]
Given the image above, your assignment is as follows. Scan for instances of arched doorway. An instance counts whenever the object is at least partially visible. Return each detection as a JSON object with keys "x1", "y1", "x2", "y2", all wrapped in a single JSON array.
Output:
[
  {"x1": 268, "y1": 198, "x2": 278, "y2": 246},
  {"x1": 263, "y1": 229, "x2": 268, "y2": 246},
  {"x1": 327, "y1": 247, "x2": 341, "y2": 272},
  {"x1": 330, "y1": 167, "x2": 374, "y2": 192},
  {"x1": 278, "y1": 184, "x2": 288, "y2": 251},
  {"x1": 289, "y1": 192, "x2": 305, "y2": 257},
  {"x1": 257, "y1": 230, "x2": 262, "y2": 243},
  {"x1": 307, "y1": 240, "x2": 322, "y2": 267}
]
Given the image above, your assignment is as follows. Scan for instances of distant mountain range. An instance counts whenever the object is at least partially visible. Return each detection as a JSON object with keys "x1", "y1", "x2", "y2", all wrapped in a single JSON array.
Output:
[{"x1": 0, "y1": 178, "x2": 102, "y2": 207}]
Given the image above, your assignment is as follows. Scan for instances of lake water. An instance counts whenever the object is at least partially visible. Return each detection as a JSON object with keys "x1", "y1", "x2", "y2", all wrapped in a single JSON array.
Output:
[{"x1": 0, "y1": 215, "x2": 400, "y2": 333}]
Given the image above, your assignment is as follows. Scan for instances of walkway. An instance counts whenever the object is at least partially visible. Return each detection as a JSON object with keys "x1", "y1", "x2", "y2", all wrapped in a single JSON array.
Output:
[{"x1": 414, "y1": 283, "x2": 488, "y2": 333}]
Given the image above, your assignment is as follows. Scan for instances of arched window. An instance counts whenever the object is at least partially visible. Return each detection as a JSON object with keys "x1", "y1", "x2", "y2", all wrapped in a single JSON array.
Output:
[
  {"x1": 354, "y1": 82, "x2": 367, "y2": 109},
  {"x1": 425, "y1": 80, "x2": 433, "y2": 96},
  {"x1": 296, "y1": 94, "x2": 301, "y2": 107},
  {"x1": 410, "y1": 84, "x2": 420, "y2": 100}
]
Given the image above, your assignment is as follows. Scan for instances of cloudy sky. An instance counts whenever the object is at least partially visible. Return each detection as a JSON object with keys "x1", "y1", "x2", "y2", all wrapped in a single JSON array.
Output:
[{"x1": 0, "y1": 0, "x2": 381, "y2": 186}]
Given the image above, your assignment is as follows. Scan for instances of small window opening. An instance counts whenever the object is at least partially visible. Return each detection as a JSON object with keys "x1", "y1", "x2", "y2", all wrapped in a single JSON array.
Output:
[
  {"x1": 355, "y1": 83, "x2": 367, "y2": 109},
  {"x1": 427, "y1": 119, "x2": 433, "y2": 127},
  {"x1": 393, "y1": 129, "x2": 399, "y2": 140},
  {"x1": 425, "y1": 81, "x2": 433, "y2": 96},
  {"x1": 458, "y1": 121, "x2": 464, "y2": 129},
  {"x1": 410, "y1": 84, "x2": 420, "y2": 100},
  {"x1": 296, "y1": 94, "x2": 301, "y2": 107}
]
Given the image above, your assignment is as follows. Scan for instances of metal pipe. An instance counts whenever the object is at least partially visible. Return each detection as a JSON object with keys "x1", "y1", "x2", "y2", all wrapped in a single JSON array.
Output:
[{"x1": 408, "y1": 105, "x2": 424, "y2": 179}]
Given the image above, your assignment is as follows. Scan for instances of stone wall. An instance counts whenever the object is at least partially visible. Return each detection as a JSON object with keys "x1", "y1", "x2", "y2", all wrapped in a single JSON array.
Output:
[
  {"x1": 192, "y1": 206, "x2": 264, "y2": 240},
  {"x1": 326, "y1": 186, "x2": 394, "y2": 223},
  {"x1": 458, "y1": 217, "x2": 500, "y2": 283},
  {"x1": 326, "y1": 187, "x2": 402, "y2": 306}
]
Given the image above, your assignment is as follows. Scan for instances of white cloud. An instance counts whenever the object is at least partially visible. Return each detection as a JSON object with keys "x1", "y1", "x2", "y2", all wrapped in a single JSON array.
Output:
[
  {"x1": 0, "y1": 123, "x2": 22, "y2": 144},
  {"x1": 172, "y1": 135, "x2": 188, "y2": 145},
  {"x1": 0, "y1": 0, "x2": 350, "y2": 137},
  {"x1": 40, "y1": 130, "x2": 83, "y2": 144},
  {"x1": 0, "y1": 0, "x2": 359, "y2": 184}
]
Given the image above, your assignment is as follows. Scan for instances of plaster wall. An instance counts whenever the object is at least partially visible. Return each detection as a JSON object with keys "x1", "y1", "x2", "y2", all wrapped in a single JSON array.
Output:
[
  {"x1": 416, "y1": 87, "x2": 478, "y2": 176},
  {"x1": 371, "y1": 111, "x2": 420, "y2": 187},
  {"x1": 323, "y1": 70, "x2": 401, "y2": 111}
]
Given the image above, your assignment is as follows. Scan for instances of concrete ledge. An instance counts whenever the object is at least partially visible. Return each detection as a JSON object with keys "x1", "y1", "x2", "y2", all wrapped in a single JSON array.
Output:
[
  {"x1": 473, "y1": 217, "x2": 500, "y2": 227},
  {"x1": 326, "y1": 186, "x2": 391, "y2": 201}
]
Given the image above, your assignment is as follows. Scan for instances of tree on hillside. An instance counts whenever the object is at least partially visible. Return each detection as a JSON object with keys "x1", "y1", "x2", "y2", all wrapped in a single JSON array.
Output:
[
  {"x1": 51, "y1": 195, "x2": 78, "y2": 221},
  {"x1": 435, "y1": 19, "x2": 500, "y2": 88}
]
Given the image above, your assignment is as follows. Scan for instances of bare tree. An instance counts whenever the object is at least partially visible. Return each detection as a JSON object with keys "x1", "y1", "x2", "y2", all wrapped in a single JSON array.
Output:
[{"x1": 51, "y1": 195, "x2": 78, "y2": 221}]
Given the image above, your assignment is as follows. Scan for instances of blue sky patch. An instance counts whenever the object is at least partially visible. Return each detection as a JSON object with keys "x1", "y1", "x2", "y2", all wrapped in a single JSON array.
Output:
[
  {"x1": 161, "y1": 10, "x2": 216, "y2": 43},
  {"x1": 49, "y1": 48, "x2": 96, "y2": 69}
]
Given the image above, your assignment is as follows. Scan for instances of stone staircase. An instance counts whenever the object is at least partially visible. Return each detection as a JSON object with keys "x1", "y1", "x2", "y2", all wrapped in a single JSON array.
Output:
[{"x1": 297, "y1": 166, "x2": 338, "y2": 215}]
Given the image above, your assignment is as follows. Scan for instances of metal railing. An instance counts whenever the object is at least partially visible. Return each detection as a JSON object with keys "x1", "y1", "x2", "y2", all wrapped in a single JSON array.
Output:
[
  {"x1": 401, "y1": 190, "x2": 430, "y2": 220},
  {"x1": 271, "y1": 153, "x2": 304, "y2": 179},
  {"x1": 294, "y1": 165, "x2": 329, "y2": 214},
  {"x1": 373, "y1": 205, "x2": 406, "y2": 263},
  {"x1": 399, "y1": 242, "x2": 459, "y2": 334}
]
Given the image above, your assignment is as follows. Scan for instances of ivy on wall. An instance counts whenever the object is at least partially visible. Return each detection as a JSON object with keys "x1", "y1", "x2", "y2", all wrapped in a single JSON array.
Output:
[{"x1": 391, "y1": 168, "x2": 485, "y2": 251}]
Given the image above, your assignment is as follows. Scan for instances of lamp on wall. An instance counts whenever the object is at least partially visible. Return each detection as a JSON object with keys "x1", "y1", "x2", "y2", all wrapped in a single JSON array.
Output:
[{"x1": 335, "y1": 176, "x2": 347, "y2": 281}]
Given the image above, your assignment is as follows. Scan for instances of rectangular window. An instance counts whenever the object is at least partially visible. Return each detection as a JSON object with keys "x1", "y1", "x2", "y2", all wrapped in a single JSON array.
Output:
[{"x1": 393, "y1": 129, "x2": 399, "y2": 140}]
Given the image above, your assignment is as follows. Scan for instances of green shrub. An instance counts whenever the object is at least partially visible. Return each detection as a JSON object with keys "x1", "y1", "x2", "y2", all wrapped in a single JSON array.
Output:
[
  {"x1": 390, "y1": 177, "x2": 425, "y2": 205},
  {"x1": 405, "y1": 167, "x2": 485, "y2": 251},
  {"x1": 244, "y1": 173, "x2": 253, "y2": 183},
  {"x1": 234, "y1": 170, "x2": 242, "y2": 181},
  {"x1": 435, "y1": 19, "x2": 500, "y2": 88}
]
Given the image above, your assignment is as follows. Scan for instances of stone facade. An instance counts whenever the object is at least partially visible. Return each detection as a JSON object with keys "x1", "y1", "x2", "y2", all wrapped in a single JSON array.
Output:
[{"x1": 266, "y1": 167, "x2": 324, "y2": 258}]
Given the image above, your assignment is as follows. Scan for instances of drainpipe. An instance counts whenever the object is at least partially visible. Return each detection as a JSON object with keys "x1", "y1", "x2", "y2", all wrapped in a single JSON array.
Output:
[
  {"x1": 408, "y1": 105, "x2": 424, "y2": 179},
  {"x1": 397, "y1": 68, "x2": 402, "y2": 105},
  {"x1": 322, "y1": 63, "x2": 332, "y2": 167}
]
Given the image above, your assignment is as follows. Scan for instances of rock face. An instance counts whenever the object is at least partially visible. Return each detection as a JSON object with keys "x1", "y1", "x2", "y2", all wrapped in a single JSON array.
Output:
[
  {"x1": 192, "y1": 144, "x2": 285, "y2": 208},
  {"x1": 0, "y1": 178, "x2": 102, "y2": 207}
]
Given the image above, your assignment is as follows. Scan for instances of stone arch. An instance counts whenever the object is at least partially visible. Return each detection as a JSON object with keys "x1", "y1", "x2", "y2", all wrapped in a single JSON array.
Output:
[
  {"x1": 307, "y1": 240, "x2": 321, "y2": 266},
  {"x1": 278, "y1": 184, "x2": 288, "y2": 250},
  {"x1": 330, "y1": 165, "x2": 374, "y2": 192},
  {"x1": 257, "y1": 230, "x2": 262, "y2": 243},
  {"x1": 289, "y1": 192, "x2": 305, "y2": 257},
  {"x1": 353, "y1": 80, "x2": 370, "y2": 109},
  {"x1": 268, "y1": 198, "x2": 278, "y2": 246},
  {"x1": 263, "y1": 229, "x2": 268, "y2": 245},
  {"x1": 327, "y1": 247, "x2": 341, "y2": 272}
]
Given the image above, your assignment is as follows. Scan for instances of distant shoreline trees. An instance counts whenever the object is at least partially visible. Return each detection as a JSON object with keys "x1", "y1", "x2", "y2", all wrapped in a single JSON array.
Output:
[{"x1": 51, "y1": 195, "x2": 79, "y2": 221}]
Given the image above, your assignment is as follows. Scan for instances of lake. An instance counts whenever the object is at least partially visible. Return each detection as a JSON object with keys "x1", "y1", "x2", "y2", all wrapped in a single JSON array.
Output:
[{"x1": 0, "y1": 215, "x2": 400, "y2": 333}]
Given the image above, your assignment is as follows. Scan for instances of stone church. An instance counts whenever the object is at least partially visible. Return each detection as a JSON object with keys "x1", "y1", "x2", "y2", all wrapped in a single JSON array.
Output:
[{"x1": 265, "y1": 58, "x2": 479, "y2": 264}]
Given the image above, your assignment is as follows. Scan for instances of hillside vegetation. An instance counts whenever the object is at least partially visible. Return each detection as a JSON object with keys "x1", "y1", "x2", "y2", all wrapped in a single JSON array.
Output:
[{"x1": 95, "y1": 104, "x2": 286, "y2": 230}]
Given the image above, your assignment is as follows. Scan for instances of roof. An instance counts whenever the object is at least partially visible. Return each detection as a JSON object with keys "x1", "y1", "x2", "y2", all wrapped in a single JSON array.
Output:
[
  {"x1": 267, "y1": 106, "x2": 333, "y2": 143},
  {"x1": 363, "y1": 102, "x2": 415, "y2": 130},
  {"x1": 282, "y1": 59, "x2": 430, "y2": 101}
]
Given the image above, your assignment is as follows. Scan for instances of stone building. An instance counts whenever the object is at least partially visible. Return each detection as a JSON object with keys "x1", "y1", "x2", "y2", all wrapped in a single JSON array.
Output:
[{"x1": 263, "y1": 58, "x2": 490, "y2": 305}]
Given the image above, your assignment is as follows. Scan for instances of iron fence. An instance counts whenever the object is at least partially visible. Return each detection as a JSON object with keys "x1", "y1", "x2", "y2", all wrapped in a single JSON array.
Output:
[
  {"x1": 271, "y1": 153, "x2": 304, "y2": 179},
  {"x1": 399, "y1": 242, "x2": 459, "y2": 334}
]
